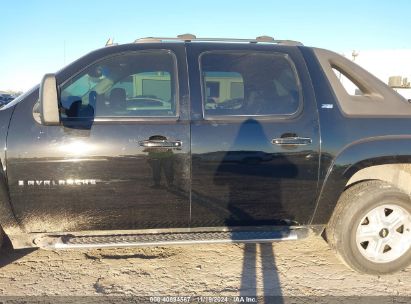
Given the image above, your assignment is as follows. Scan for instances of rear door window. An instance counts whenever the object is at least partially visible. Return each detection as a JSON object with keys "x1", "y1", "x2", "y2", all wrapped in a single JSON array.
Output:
[
  {"x1": 203, "y1": 72, "x2": 244, "y2": 110},
  {"x1": 200, "y1": 52, "x2": 301, "y2": 117}
]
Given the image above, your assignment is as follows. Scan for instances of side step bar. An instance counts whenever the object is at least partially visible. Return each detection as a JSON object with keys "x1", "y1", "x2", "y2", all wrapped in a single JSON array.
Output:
[{"x1": 35, "y1": 228, "x2": 309, "y2": 250}]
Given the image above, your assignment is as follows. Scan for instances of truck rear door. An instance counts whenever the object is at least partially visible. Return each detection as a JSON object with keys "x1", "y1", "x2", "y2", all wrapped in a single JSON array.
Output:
[{"x1": 187, "y1": 43, "x2": 320, "y2": 227}]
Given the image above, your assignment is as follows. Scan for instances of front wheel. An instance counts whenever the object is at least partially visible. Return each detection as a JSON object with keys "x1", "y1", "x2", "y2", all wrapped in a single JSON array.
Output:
[{"x1": 327, "y1": 180, "x2": 411, "y2": 274}]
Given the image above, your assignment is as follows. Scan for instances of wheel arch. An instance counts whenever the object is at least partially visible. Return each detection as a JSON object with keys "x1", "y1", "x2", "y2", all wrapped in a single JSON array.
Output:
[
  {"x1": 311, "y1": 137, "x2": 411, "y2": 225},
  {"x1": 346, "y1": 164, "x2": 411, "y2": 196}
]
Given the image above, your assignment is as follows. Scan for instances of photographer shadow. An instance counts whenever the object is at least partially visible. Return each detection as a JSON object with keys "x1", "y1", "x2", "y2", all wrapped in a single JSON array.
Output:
[{"x1": 213, "y1": 119, "x2": 297, "y2": 299}]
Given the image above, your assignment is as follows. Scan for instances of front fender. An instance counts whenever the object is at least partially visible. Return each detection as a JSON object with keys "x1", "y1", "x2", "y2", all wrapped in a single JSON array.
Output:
[
  {"x1": 0, "y1": 159, "x2": 24, "y2": 235},
  {"x1": 311, "y1": 136, "x2": 411, "y2": 225},
  {"x1": 0, "y1": 104, "x2": 32, "y2": 247},
  {"x1": 0, "y1": 158, "x2": 33, "y2": 248}
]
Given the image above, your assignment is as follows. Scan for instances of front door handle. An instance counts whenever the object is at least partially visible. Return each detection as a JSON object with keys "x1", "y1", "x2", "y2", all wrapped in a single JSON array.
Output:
[
  {"x1": 139, "y1": 139, "x2": 182, "y2": 148},
  {"x1": 272, "y1": 137, "x2": 312, "y2": 146}
]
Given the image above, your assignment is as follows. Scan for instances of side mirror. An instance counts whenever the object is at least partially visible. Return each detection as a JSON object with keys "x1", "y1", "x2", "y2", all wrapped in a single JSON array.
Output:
[{"x1": 40, "y1": 74, "x2": 60, "y2": 125}]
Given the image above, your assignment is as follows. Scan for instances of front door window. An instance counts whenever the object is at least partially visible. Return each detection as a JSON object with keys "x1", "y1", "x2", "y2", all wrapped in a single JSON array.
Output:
[{"x1": 60, "y1": 50, "x2": 178, "y2": 118}]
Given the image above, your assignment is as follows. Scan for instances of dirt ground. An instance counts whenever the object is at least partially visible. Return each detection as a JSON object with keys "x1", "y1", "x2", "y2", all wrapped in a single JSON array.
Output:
[{"x1": 0, "y1": 234, "x2": 409, "y2": 300}]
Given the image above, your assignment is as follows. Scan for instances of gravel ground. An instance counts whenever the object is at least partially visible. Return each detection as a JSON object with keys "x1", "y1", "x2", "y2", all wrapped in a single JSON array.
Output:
[{"x1": 0, "y1": 234, "x2": 409, "y2": 300}]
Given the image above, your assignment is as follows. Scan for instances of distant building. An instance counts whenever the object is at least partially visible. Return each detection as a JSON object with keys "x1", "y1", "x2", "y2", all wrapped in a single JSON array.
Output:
[{"x1": 343, "y1": 50, "x2": 411, "y2": 100}]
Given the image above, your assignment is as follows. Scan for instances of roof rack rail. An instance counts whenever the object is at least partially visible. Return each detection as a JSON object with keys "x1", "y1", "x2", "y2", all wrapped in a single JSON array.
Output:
[{"x1": 134, "y1": 34, "x2": 303, "y2": 46}]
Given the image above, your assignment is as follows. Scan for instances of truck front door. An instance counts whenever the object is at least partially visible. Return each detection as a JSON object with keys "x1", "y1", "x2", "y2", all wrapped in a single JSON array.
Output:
[{"x1": 7, "y1": 45, "x2": 191, "y2": 232}]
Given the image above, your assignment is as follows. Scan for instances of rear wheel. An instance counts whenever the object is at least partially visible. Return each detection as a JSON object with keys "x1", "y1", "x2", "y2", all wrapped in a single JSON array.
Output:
[{"x1": 327, "y1": 180, "x2": 411, "y2": 274}]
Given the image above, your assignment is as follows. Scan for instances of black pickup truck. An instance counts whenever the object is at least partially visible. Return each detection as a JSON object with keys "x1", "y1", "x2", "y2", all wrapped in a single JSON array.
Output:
[{"x1": 0, "y1": 35, "x2": 410, "y2": 275}]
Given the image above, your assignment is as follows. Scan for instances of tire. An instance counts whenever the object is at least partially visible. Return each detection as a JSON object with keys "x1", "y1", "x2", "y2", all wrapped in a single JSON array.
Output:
[{"x1": 326, "y1": 180, "x2": 411, "y2": 274}]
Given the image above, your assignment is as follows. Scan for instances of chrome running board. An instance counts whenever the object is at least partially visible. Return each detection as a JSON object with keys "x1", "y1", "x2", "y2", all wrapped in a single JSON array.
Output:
[{"x1": 35, "y1": 228, "x2": 309, "y2": 250}]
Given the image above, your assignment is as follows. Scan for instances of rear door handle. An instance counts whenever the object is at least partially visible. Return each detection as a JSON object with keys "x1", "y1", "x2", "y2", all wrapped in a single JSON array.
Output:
[
  {"x1": 272, "y1": 137, "x2": 312, "y2": 146},
  {"x1": 139, "y1": 139, "x2": 182, "y2": 148}
]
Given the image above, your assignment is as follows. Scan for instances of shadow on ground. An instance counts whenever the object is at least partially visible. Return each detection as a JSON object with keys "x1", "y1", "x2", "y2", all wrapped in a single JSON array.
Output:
[
  {"x1": 0, "y1": 238, "x2": 36, "y2": 268},
  {"x1": 240, "y1": 243, "x2": 283, "y2": 298}
]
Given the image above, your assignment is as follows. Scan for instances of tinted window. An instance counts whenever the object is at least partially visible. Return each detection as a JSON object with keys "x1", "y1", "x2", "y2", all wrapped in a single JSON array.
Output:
[
  {"x1": 60, "y1": 50, "x2": 177, "y2": 118},
  {"x1": 200, "y1": 52, "x2": 300, "y2": 116},
  {"x1": 203, "y1": 72, "x2": 244, "y2": 110}
]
